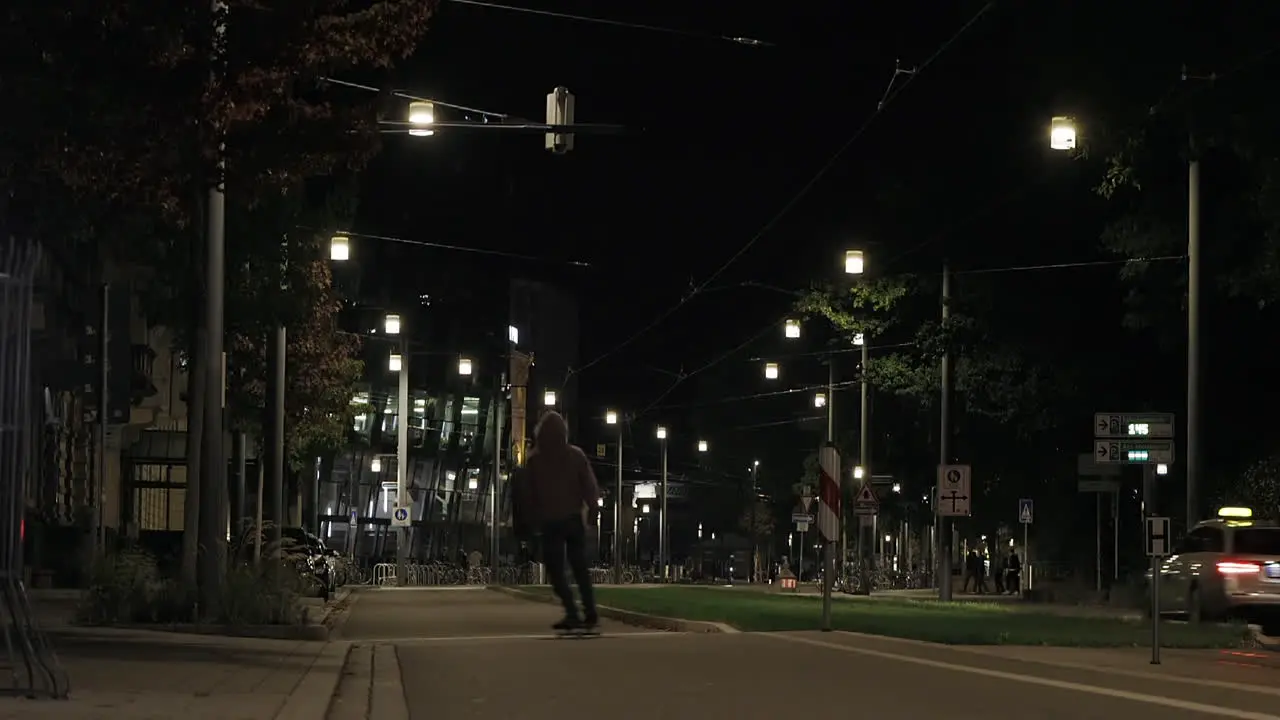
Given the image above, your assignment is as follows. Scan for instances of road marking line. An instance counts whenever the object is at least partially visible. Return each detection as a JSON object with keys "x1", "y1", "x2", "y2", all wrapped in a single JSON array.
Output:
[
  {"x1": 393, "y1": 631, "x2": 675, "y2": 643},
  {"x1": 764, "y1": 633, "x2": 1280, "y2": 720}
]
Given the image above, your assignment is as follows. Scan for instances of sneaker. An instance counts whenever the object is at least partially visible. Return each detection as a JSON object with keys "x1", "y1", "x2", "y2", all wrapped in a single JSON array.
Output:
[{"x1": 552, "y1": 617, "x2": 580, "y2": 631}]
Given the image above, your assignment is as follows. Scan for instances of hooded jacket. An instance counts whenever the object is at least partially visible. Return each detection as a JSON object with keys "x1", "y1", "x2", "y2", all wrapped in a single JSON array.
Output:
[{"x1": 517, "y1": 411, "x2": 600, "y2": 527}]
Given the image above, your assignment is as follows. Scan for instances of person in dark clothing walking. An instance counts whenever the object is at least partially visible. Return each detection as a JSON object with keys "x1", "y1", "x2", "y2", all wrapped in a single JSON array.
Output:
[
  {"x1": 516, "y1": 411, "x2": 601, "y2": 631},
  {"x1": 1006, "y1": 549, "x2": 1022, "y2": 595}
]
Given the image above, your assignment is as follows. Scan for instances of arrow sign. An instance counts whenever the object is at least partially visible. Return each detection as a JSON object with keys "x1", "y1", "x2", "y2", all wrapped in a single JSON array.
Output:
[{"x1": 936, "y1": 464, "x2": 972, "y2": 517}]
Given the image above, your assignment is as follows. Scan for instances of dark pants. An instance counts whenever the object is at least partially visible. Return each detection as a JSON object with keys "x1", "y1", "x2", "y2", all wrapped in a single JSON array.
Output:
[{"x1": 542, "y1": 515, "x2": 597, "y2": 622}]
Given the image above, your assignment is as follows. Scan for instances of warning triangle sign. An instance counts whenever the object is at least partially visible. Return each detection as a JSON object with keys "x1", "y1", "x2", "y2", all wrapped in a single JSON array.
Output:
[{"x1": 855, "y1": 484, "x2": 878, "y2": 507}]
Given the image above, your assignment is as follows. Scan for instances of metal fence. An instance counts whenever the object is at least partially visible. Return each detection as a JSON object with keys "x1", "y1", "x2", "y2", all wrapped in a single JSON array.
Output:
[
  {"x1": 338, "y1": 562, "x2": 647, "y2": 588},
  {"x1": 0, "y1": 241, "x2": 68, "y2": 699}
]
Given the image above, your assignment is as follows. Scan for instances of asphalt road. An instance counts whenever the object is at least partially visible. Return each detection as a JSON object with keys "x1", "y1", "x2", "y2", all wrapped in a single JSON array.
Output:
[{"x1": 340, "y1": 588, "x2": 1280, "y2": 720}]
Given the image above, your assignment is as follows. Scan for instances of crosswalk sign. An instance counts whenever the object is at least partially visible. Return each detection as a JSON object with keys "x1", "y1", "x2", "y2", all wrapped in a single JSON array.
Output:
[{"x1": 1018, "y1": 498, "x2": 1033, "y2": 524}]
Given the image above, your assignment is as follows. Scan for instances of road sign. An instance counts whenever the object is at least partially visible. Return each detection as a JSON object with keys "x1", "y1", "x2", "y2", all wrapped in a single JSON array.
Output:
[
  {"x1": 1078, "y1": 479, "x2": 1121, "y2": 493},
  {"x1": 391, "y1": 504, "x2": 412, "y2": 528},
  {"x1": 1018, "y1": 499, "x2": 1033, "y2": 524},
  {"x1": 349, "y1": 509, "x2": 358, "y2": 527},
  {"x1": 1094, "y1": 440, "x2": 1175, "y2": 465},
  {"x1": 1094, "y1": 412, "x2": 1175, "y2": 439},
  {"x1": 853, "y1": 483, "x2": 879, "y2": 516},
  {"x1": 596, "y1": 443, "x2": 606, "y2": 458},
  {"x1": 1146, "y1": 516, "x2": 1171, "y2": 557},
  {"x1": 936, "y1": 464, "x2": 972, "y2": 517},
  {"x1": 817, "y1": 445, "x2": 841, "y2": 542},
  {"x1": 792, "y1": 512, "x2": 815, "y2": 524}
]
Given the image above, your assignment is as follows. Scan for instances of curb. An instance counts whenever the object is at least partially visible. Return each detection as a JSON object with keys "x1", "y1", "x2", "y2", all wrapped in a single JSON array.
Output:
[
  {"x1": 1249, "y1": 625, "x2": 1280, "y2": 650},
  {"x1": 489, "y1": 586, "x2": 734, "y2": 634},
  {"x1": 276, "y1": 641, "x2": 351, "y2": 720},
  {"x1": 80, "y1": 622, "x2": 331, "y2": 641}
]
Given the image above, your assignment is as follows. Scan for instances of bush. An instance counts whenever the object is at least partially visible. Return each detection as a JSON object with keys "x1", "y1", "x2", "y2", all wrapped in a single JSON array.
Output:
[{"x1": 76, "y1": 549, "x2": 312, "y2": 627}]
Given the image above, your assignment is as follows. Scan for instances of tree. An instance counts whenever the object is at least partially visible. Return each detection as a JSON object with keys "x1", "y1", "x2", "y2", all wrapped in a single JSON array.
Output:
[
  {"x1": 2, "y1": 0, "x2": 436, "y2": 599},
  {"x1": 1221, "y1": 457, "x2": 1280, "y2": 521}
]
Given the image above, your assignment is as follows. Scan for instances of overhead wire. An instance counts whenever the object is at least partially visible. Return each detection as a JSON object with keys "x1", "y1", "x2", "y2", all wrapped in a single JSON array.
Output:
[
  {"x1": 447, "y1": 0, "x2": 773, "y2": 47},
  {"x1": 319, "y1": 76, "x2": 513, "y2": 119},
  {"x1": 568, "y1": 2, "x2": 997, "y2": 381},
  {"x1": 326, "y1": 228, "x2": 593, "y2": 267}
]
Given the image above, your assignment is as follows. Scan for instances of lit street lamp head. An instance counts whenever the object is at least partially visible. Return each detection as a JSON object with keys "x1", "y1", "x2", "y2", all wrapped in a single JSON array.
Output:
[
  {"x1": 784, "y1": 318, "x2": 801, "y2": 339},
  {"x1": 698, "y1": 439, "x2": 708, "y2": 453},
  {"x1": 814, "y1": 392, "x2": 827, "y2": 408},
  {"x1": 764, "y1": 362, "x2": 779, "y2": 380},
  {"x1": 457, "y1": 356, "x2": 473, "y2": 376},
  {"x1": 370, "y1": 457, "x2": 382, "y2": 472},
  {"x1": 1050, "y1": 116, "x2": 1077, "y2": 151},
  {"x1": 388, "y1": 353, "x2": 402, "y2": 373},
  {"x1": 853, "y1": 466, "x2": 865, "y2": 480},
  {"x1": 845, "y1": 250, "x2": 865, "y2": 275},
  {"x1": 384, "y1": 314, "x2": 401, "y2": 335},
  {"x1": 330, "y1": 234, "x2": 350, "y2": 261},
  {"x1": 408, "y1": 100, "x2": 435, "y2": 137},
  {"x1": 543, "y1": 390, "x2": 558, "y2": 407},
  {"x1": 605, "y1": 409, "x2": 618, "y2": 425},
  {"x1": 853, "y1": 333, "x2": 865, "y2": 346},
  {"x1": 656, "y1": 426, "x2": 667, "y2": 440}
]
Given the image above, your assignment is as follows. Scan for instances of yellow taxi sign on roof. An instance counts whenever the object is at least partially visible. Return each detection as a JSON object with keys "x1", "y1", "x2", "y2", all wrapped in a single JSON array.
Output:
[{"x1": 1217, "y1": 506, "x2": 1253, "y2": 519}]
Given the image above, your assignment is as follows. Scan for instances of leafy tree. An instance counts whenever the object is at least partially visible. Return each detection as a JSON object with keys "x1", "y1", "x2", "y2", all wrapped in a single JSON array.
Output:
[
  {"x1": 738, "y1": 500, "x2": 776, "y2": 543},
  {"x1": 1221, "y1": 456, "x2": 1280, "y2": 521}
]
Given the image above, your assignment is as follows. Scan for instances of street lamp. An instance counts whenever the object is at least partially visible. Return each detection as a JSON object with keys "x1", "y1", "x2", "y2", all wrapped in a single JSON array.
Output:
[
  {"x1": 1049, "y1": 116, "x2": 1077, "y2": 151},
  {"x1": 698, "y1": 439, "x2": 708, "y2": 453},
  {"x1": 764, "y1": 362, "x2": 779, "y2": 380},
  {"x1": 370, "y1": 457, "x2": 382, "y2": 472},
  {"x1": 508, "y1": 325, "x2": 520, "y2": 345},
  {"x1": 543, "y1": 390, "x2": 557, "y2": 406},
  {"x1": 784, "y1": 318, "x2": 801, "y2": 339},
  {"x1": 642, "y1": 503, "x2": 651, "y2": 514},
  {"x1": 853, "y1": 465, "x2": 864, "y2": 480},
  {"x1": 457, "y1": 356, "x2": 473, "y2": 376},
  {"x1": 853, "y1": 333, "x2": 865, "y2": 346},
  {"x1": 384, "y1": 314, "x2": 401, "y2": 335},
  {"x1": 408, "y1": 100, "x2": 435, "y2": 137},
  {"x1": 605, "y1": 409, "x2": 623, "y2": 582},
  {"x1": 330, "y1": 234, "x2": 350, "y2": 261},
  {"x1": 388, "y1": 353, "x2": 403, "y2": 372},
  {"x1": 655, "y1": 425, "x2": 669, "y2": 579},
  {"x1": 845, "y1": 250, "x2": 865, "y2": 275},
  {"x1": 892, "y1": 482, "x2": 901, "y2": 494},
  {"x1": 814, "y1": 392, "x2": 827, "y2": 408}
]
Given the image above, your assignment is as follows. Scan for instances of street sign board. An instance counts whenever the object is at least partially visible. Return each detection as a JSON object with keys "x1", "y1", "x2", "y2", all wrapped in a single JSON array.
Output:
[
  {"x1": 596, "y1": 443, "x2": 607, "y2": 458},
  {"x1": 391, "y1": 504, "x2": 412, "y2": 528},
  {"x1": 1076, "y1": 453, "x2": 1122, "y2": 478},
  {"x1": 1146, "y1": 516, "x2": 1171, "y2": 557},
  {"x1": 1095, "y1": 440, "x2": 1175, "y2": 465},
  {"x1": 1018, "y1": 499, "x2": 1033, "y2": 524},
  {"x1": 792, "y1": 512, "x2": 815, "y2": 524},
  {"x1": 1094, "y1": 412, "x2": 1175, "y2": 439},
  {"x1": 795, "y1": 521, "x2": 810, "y2": 532},
  {"x1": 349, "y1": 509, "x2": 358, "y2": 527},
  {"x1": 1078, "y1": 479, "x2": 1121, "y2": 493},
  {"x1": 936, "y1": 464, "x2": 972, "y2": 517},
  {"x1": 853, "y1": 483, "x2": 879, "y2": 516}
]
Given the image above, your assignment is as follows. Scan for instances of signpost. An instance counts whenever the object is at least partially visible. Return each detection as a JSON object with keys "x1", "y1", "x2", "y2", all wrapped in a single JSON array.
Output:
[
  {"x1": 1094, "y1": 439, "x2": 1175, "y2": 465},
  {"x1": 1146, "y1": 516, "x2": 1171, "y2": 665},
  {"x1": 818, "y1": 446, "x2": 841, "y2": 632},
  {"x1": 391, "y1": 504, "x2": 411, "y2": 528},
  {"x1": 853, "y1": 484, "x2": 879, "y2": 516},
  {"x1": 936, "y1": 465, "x2": 972, "y2": 517},
  {"x1": 793, "y1": 496, "x2": 813, "y2": 578},
  {"x1": 1018, "y1": 499, "x2": 1032, "y2": 594}
]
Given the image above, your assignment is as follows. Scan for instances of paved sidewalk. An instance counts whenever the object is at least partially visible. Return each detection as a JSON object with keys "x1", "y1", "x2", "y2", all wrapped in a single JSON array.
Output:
[{"x1": 0, "y1": 627, "x2": 345, "y2": 719}]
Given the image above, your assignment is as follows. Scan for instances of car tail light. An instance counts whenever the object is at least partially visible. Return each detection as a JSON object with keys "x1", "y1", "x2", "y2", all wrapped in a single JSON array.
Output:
[{"x1": 1217, "y1": 561, "x2": 1261, "y2": 575}]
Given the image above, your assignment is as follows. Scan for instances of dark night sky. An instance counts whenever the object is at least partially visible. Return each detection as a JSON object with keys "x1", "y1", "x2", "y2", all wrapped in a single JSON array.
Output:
[{"x1": 349, "y1": 1, "x2": 1280, "y2": 489}]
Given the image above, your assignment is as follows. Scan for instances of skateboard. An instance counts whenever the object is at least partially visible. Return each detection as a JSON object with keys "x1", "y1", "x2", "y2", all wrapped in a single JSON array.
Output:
[{"x1": 555, "y1": 626, "x2": 602, "y2": 639}]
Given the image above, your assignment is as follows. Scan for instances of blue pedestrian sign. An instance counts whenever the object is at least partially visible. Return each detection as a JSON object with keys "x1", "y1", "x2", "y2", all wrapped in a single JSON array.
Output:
[
  {"x1": 1018, "y1": 499, "x2": 1034, "y2": 525},
  {"x1": 391, "y1": 504, "x2": 412, "y2": 528},
  {"x1": 349, "y1": 509, "x2": 358, "y2": 526}
]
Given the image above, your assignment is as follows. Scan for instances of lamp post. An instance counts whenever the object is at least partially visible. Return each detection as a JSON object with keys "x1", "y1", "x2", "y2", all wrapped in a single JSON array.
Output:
[
  {"x1": 656, "y1": 425, "x2": 668, "y2": 580},
  {"x1": 605, "y1": 409, "x2": 623, "y2": 583},
  {"x1": 1049, "y1": 115, "x2": 1199, "y2": 528},
  {"x1": 845, "y1": 250, "x2": 871, "y2": 595},
  {"x1": 408, "y1": 100, "x2": 436, "y2": 137},
  {"x1": 543, "y1": 389, "x2": 558, "y2": 407},
  {"x1": 385, "y1": 313, "x2": 410, "y2": 587},
  {"x1": 750, "y1": 459, "x2": 759, "y2": 582}
]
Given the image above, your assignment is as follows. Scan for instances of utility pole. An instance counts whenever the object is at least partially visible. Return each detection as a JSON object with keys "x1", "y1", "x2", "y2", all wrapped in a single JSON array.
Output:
[
  {"x1": 491, "y1": 373, "x2": 506, "y2": 577},
  {"x1": 199, "y1": 0, "x2": 229, "y2": 608},
  {"x1": 659, "y1": 435, "x2": 668, "y2": 580},
  {"x1": 93, "y1": 283, "x2": 108, "y2": 558},
  {"x1": 395, "y1": 338, "x2": 409, "y2": 585},
  {"x1": 859, "y1": 335, "x2": 871, "y2": 588},
  {"x1": 268, "y1": 327, "x2": 286, "y2": 552},
  {"x1": 1186, "y1": 155, "x2": 1201, "y2": 530},
  {"x1": 749, "y1": 461, "x2": 759, "y2": 582},
  {"x1": 612, "y1": 420, "x2": 623, "y2": 584},
  {"x1": 939, "y1": 262, "x2": 954, "y2": 602}
]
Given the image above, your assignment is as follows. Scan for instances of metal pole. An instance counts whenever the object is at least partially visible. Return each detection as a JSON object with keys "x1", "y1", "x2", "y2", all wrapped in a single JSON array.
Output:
[
  {"x1": 613, "y1": 425, "x2": 623, "y2": 584},
  {"x1": 94, "y1": 283, "x2": 109, "y2": 558},
  {"x1": 1113, "y1": 491, "x2": 1119, "y2": 581},
  {"x1": 491, "y1": 373, "x2": 505, "y2": 578},
  {"x1": 750, "y1": 463, "x2": 758, "y2": 582},
  {"x1": 200, "y1": 0, "x2": 229, "y2": 604},
  {"x1": 1151, "y1": 552, "x2": 1161, "y2": 664},
  {"x1": 939, "y1": 262, "x2": 954, "y2": 602},
  {"x1": 1022, "y1": 522, "x2": 1028, "y2": 594},
  {"x1": 233, "y1": 432, "x2": 246, "y2": 537},
  {"x1": 659, "y1": 439, "x2": 668, "y2": 580},
  {"x1": 395, "y1": 338, "x2": 409, "y2": 585},
  {"x1": 1186, "y1": 158, "x2": 1201, "y2": 531},
  {"x1": 270, "y1": 326, "x2": 286, "y2": 551},
  {"x1": 1096, "y1": 492, "x2": 1102, "y2": 594}
]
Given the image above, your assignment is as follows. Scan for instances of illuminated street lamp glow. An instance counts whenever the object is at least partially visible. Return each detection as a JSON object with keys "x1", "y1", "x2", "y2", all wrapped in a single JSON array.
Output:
[
  {"x1": 384, "y1": 314, "x2": 401, "y2": 335},
  {"x1": 605, "y1": 409, "x2": 618, "y2": 425},
  {"x1": 784, "y1": 318, "x2": 801, "y2": 339},
  {"x1": 408, "y1": 100, "x2": 435, "y2": 137},
  {"x1": 388, "y1": 353, "x2": 402, "y2": 372},
  {"x1": 642, "y1": 504, "x2": 651, "y2": 514},
  {"x1": 508, "y1": 325, "x2": 519, "y2": 344},
  {"x1": 457, "y1": 356, "x2": 473, "y2": 376},
  {"x1": 1050, "y1": 116, "x2": 1077, "y2": 151},
  {"x1": 543, "y1": 390, "x2": 557, "y2": 406},
  {"x1": 1156, "y1": 463, "x2": 1170, "y2": 476},
  {"x1": 370, "y1": 457, "x2": 382, "y2": 472},
  {"x1": 656, "y1": 426, "x2": 667, "y2": 440},
  {"x1": 892, "y1": 482, "x2": 901, "y2": 493},
  {"x1": 845, "y1": 250, "x2": 865, "y2": 275},
  {"x1": 698, "y1": 439, "x2": 708, "y2": 453},
  {"x1": 764, "y1": 362, "x2": 779, "y2": 380},
  {"x1": 853, "y1": 466, "x2": 865, "y2": 480},
  {"x1": 330, "y1": 234, "x2": 350, "y2": 261},
  {"x1": 853, "y1": 333, "x2": 864, "y2": 346},
  {"x1": 814, "y1": 392, "x2": 827, "y2": 408}
]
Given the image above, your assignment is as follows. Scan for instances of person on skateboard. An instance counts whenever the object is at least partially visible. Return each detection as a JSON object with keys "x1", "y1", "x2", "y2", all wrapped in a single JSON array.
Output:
[{"x1": 518, "y1": 411, "x2": 601, "y2": 632}]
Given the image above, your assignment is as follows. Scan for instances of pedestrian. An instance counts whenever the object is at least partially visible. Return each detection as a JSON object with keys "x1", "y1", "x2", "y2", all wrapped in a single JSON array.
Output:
[
  {"x1": 962, "y1": 550, "x2": 977, "y2": 593},
  {"x1": 1006, "y1": 548, "x2": 1022, "y2": 595},
  {"x1": 992, "y1": 551, "x2": 1005, "y2": 594},
  {"x1": 975, "y1": 551, "x2": 988, "y2": 594},
  {"x1": 516, "y1": 411, "x2": 601, "y2": 632}
]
